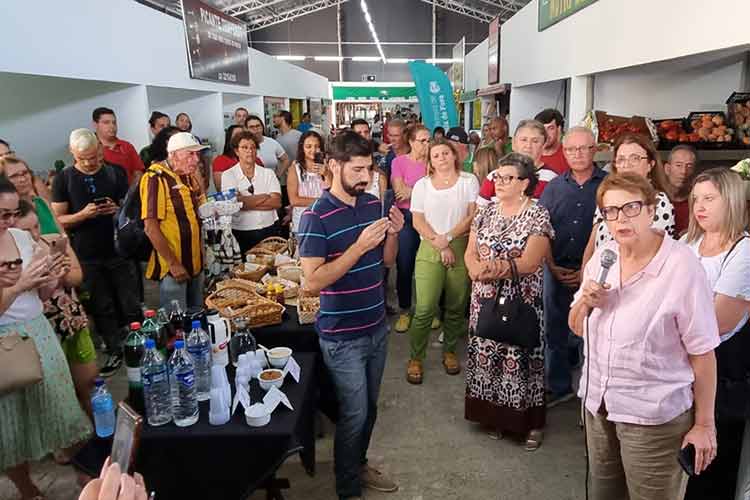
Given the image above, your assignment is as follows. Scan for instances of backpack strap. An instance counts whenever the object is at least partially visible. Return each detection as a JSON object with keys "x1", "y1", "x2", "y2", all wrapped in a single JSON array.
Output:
[{"x1": 720, "y1": 235, "x2": 748, "y2": 272}]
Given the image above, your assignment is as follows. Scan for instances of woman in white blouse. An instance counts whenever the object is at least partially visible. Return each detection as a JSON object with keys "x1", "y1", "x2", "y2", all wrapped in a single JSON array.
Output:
[
  {"x1": 582, "y1": 133, "x2": 675, "y2": 267},
  {"x1": 682, "y1": 167, "x2": 750, "y2": 500},
  {"x1": 221, "y1": 131, "x2": 282, "y2": 253},
  {"x1": 406, "y1": 139, "x2": 479, "y2": 384}
]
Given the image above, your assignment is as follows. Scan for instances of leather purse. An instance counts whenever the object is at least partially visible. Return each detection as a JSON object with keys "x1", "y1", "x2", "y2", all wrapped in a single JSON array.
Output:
[
  {"x1": 475, "y1": 259, "x2": 541, "y2": 349},
  {"x1": 0, "y1": 332, "x2": 43, "y2": 396}
]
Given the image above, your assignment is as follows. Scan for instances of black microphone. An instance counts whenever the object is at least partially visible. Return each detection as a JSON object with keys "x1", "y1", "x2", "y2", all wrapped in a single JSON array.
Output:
[{"x1": 596, "y1": 249, "x2": 617, "y2": 285}]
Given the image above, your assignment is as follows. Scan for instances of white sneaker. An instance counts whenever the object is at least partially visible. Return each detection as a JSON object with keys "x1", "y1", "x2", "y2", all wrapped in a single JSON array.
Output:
[{"x1": 438, "y1": 331, "x2": 444, "y2": 343}]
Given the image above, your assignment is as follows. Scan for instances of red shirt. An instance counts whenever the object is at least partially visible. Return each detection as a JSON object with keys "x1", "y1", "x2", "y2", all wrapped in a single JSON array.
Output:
[
  {"x1": 478, "y1": 165, "x2": 558, "y2": 202},
  {"x1": 211, "y1": 154, "x2": 265, "y2": 174},
  {"x1": 673, "y1": 199, "x2": 689, "y2": 236},
  {"x1": 102, "y1": 139, "x2": 144, "y2": 185},
  {"x1": 540, "y1": 144, "x2": 569, "y2": 175}
]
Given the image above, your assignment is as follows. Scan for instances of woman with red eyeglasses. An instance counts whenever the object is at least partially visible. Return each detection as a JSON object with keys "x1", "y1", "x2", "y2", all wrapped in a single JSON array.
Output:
[{"x1": 0, "y1": 177, "x2": 91, "y2": 500}]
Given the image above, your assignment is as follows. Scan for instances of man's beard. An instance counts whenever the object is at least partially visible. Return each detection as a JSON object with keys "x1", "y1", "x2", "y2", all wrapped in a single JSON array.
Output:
[{"x1": 342, "y1": 179, "x2": 368, "y2": 197}]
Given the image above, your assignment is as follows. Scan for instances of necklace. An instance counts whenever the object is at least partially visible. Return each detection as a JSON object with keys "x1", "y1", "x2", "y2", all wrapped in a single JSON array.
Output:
[{"x1": 498, "y1": 196, "x2": 529, "y2": 218}]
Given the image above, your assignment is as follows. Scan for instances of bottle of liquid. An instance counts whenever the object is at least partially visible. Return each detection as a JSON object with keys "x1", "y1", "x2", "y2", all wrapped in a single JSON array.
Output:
[
  {"x1": 141, "y1": 338, "x2": 172, "y2": 427},
  {"x1": 91, "y1": 378, "x2": 115, "y2": 438},
  {"x1": 123, "y1": 321, "x2": 145, "y2": 414},
  {"x1": 168, "y1": 340, "x2": 198, "y2": 427},
  {"x1": 157, "y1": 307, "x2": 174, "y2": 356},
  {"x1": 141, "y1": 310, "x2": 160, "y2": 350},
  {"x1": 186, "y1": 320, "x2": 211, "y2": 401},
  {"x1": 274, "y1": 283, "x2": 285, "y2": 306},
  {"x1": 229, "y1": 318, "x2": 257, "y2": 368},
  {"x1": 169, "y1": 300, "x2": 185, "y2": 342},
  {"x1": 206, "y1": 309, "x2": 231, "y2": 367}
]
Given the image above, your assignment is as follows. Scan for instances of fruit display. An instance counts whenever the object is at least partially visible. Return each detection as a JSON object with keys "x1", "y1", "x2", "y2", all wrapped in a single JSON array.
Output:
[
  {"x1": 687, "y1": 112, "x2": 733, "y2": 143},
  {"x1": 594, "y1": 111, "x2": 654, "y2": 145},
  {"x1": 727, "y1": 92, "x2": 750, "y2": 146},
  {"x1": 655, "y1": 119, "x2": 699, "y2": 144}
]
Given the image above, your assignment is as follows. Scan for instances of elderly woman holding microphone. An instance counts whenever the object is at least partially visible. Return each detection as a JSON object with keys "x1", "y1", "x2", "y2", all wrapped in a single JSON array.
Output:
[{"x1": 569, "y1": 173, "x2": 719, "y2": 500}]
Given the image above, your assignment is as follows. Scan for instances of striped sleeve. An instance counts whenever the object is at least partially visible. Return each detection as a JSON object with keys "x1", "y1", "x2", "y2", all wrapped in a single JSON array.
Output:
[
  {"x1": 298, "y1": 207, "x2": 327, "y2": 258},
  {"x1": 141, "y1": 173, "x2": 165, "y2": 221}
]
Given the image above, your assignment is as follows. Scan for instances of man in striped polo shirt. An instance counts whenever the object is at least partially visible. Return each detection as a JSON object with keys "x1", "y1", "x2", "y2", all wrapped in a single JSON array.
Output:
[{"x1": 299, "y1": 131, "x2": 404, "y2": 500}]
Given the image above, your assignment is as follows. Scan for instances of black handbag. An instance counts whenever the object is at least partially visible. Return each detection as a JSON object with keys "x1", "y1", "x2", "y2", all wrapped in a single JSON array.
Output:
[
  {"x1": 475, "y1": 258, "x2": 541, "y2": 349},
  {"x1": 714, "y1": 236, "x2": 750, "y2": 420}
]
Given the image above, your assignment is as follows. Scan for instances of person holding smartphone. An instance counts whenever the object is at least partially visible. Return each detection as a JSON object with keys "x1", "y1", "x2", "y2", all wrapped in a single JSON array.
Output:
[{"x1": 288, "y1": 130, "x2": 330, "y2": 235}]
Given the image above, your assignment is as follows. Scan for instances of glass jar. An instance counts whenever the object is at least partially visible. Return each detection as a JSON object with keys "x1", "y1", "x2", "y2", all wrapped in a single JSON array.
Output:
[{"x1": 229, "y1": 318, "x2": 257, "y2": 368}]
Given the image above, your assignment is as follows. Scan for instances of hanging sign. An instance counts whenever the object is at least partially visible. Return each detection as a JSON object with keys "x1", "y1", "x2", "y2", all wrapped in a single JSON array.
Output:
[
  {"x1": 408, "y1": 61, "x2": 458, "y2": 133},
  {"x1": 538, "y1": 0, "x2": 598, "y2": 31}
]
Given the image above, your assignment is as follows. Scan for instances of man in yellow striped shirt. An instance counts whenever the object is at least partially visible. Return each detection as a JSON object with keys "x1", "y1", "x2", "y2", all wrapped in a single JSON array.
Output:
[{"x1": 141, "y1": 132, "x2": 206, "y2": 309}]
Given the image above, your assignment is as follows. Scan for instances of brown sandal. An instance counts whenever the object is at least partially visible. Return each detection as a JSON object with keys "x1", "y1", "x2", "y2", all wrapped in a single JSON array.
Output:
[
  {"x1": 525, "y1": 429, "x2": 544, "y2": 451},
  {"x1": 406, "y1": 359, "x2": 423, "y2": 384},
  {"x1": 442, "y1": 352, "x2": 460, "y2": 375}
]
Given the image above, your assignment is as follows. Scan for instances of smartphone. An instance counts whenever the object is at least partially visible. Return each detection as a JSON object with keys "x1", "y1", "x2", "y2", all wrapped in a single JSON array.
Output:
[
  {"x1": 111, "y1": 402, "x2": 143, "y2": 475},
  {"x1": 93, "y1": 197, "x2": 110, "y2": 205},
  {"x1": 677, "y1": 444, "x2": 696, "y2": 477},
  {"x1": 48, "y1": 235, "x2": 67, "y2": 256},
  {"x1": 313, "y1": 152, "x2": 325, "y2": 164},
  {"x1": 382, "y1": 189, "x2": 395, "y2": 219}
]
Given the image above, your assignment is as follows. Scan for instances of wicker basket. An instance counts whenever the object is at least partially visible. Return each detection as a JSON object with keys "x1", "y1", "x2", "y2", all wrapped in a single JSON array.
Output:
[
  {"x1": 260, "y1": 275, "x2": 299, "y2": 299},
  {"x1": 277, "y1": 265, "x2": 303, "y2": 284},
  {"x1": 206, "y1": 282, "x2": 284, "y2": 328},
  {"x1": 298, "y1": 294, "x2": 320, "y2": 325},
  {"x1": 252, "y1": 236, "x2": 289, "y2": 254},
  {"x1": 245, "y1": 250, "x2": 276, "y2": 268},
  {"x1": 231, "y1": 262, "x2": 268, "y2": 282}
]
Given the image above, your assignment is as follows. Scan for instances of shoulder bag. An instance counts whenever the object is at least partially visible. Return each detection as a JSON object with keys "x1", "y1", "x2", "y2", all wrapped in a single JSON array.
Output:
[
  {"x1": 0, "y1": 331, "x2": 43, "y2": 396},
  {"x1": 475, "y1": 258, "x2": 541, "y2": 349}
]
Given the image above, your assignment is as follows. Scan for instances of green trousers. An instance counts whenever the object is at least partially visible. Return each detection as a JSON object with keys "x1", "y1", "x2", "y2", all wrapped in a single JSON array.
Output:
[{"x1": 408, "y1": 237, "x2": 470, "y2": 360}]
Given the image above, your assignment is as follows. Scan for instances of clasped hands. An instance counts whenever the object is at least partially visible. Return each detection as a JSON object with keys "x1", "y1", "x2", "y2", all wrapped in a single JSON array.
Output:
[{"x1": 467, "y1": 259, "x2": 509, "y2": 281}]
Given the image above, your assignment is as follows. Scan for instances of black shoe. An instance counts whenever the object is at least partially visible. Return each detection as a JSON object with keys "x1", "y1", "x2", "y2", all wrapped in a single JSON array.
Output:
[
  {"x1": 386, "y1": 305, "x2": 397, "y2": 316},
  {"x1": 100, "y1": 353, "x2": 123, "y2": 378}
]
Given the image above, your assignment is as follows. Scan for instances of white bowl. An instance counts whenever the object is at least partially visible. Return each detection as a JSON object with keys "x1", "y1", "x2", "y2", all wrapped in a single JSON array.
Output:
[
  {"x1": 268, "y1": 347, "x2": 292, "y2": 369},
  {"x1": 257, "y1": 369, "x2": 284, "y2": 391},
  {"x1": 245, "y1": 403, "x2": 271, "y2": 427}
]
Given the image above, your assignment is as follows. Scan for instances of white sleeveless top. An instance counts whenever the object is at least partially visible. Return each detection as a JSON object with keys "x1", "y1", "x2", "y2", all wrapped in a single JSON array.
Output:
[
  {"x1": 0, "y1": 228, "x2": 44, "y2": 325},
  {"x1": 291, "y1": 162, "x2": 326, "y2": 233}
]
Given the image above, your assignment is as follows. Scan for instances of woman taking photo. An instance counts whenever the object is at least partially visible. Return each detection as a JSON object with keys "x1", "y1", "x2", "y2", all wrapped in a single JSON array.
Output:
[
  {"x1": 477, "y1": 120, "x2": 558, "y2": 205},
  {"x1": 1, "y1": 156, "x2": 60, "y2": 235},
  {"x1": 391, "y1": 124, "x2": 430, "y2": 333},
  {"x1": 681, "y1": 168, "x2": 750, "y2": 500},
  {"x1": 464, "y1": 152, "x2": 552, "y2": 451},
  {"x1": 570, "y1": 173, "x2": 719, "y2": 500},
  {"x1": 406, "y1": 139, "x2": 478, "y2": 384},
  {"x1": 288, "y1": 130, "x2": 329, "y2": 235},
  {"x1": 0, "y1": 178, "x2": 91, "y2": 500},
  {"x1": 582, "y1": 133, "x2": 675, "y2": 266},
  {"x1": 221, "y1": 131, "x2": 282, "y2": 253}
]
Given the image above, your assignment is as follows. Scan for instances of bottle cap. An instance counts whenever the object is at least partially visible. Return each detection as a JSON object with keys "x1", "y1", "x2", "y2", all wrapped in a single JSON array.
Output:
[
  {"x1": 94, "y1": 377, "x2": 104, "y2": 386},
  {"x1": 130, "y1": 322, "x2": 141, "y2": 330},
  {"x1": 175, "y1": 340, "x2": 185, "y2": 349},
  {"x1": 144, "y1": 338, "x2": 156, "y2": 349},
  {"x1": 192, "y1": 320, "x2": 201, "y2": 329},
  {"x1": 144, "y1": 310, "x2": 156, "y2": 318}
]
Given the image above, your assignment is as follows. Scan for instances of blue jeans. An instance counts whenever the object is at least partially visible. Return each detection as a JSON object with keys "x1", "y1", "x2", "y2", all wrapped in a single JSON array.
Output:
[
  {"x1": 396, "y1": 208, "x2": 420, "y2": 310},
  {"x1": 158, "y1": 272, "x2": 205, "y2": 310},
  {"x1": 543, "y1": 266, "x2": 579, "y2": 396},
  {"x1": 319, "y1": 323, "x2": 389, "y2": 499}
]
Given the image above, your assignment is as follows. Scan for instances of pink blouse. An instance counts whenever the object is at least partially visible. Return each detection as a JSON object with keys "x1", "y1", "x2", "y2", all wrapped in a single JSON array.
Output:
[
  {"x1": 574, "y1": 235, "x2": 720, "y2": 425},
  {"x1": 390, "y1": 154, "x2": 426, "y2": 210}
]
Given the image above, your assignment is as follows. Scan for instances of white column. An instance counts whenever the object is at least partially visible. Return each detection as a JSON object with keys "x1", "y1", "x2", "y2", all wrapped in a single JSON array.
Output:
[{"x1": 567, "y1": 75, "x2": 594, "y2": 128}]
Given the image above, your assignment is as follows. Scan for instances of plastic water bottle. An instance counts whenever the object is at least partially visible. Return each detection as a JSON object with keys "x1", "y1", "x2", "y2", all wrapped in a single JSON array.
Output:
[
  {"x1": 141, "y1": 338, "x2": 172, "y2": 427},
  {"x1": 123, "y1": 322, "x2": 145, "y2": 414},
  {"x1": 186, "y1": 320, "x2": 211, "y2": 401},
  {"x1": 91, "y1": 378, "x2": 115, "y2": 438},
  {"x1": 168, "y1": 340, "x2": 198, "y2": 427}
]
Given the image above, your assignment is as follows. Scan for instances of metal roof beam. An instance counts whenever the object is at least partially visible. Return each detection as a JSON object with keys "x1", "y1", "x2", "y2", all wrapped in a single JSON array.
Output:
[
  {"x1": 474, "y1": 0, "x2": 517, "y2": 19},
  {"x1": 247, "y1": 0, "x2": 348, "y2": 31},
  {"x1": 418, "y1": 0, "x2": 496, "y2": 23},
  {"x1": 223, "y1": 0, "x2": 286, "y2": 17}
]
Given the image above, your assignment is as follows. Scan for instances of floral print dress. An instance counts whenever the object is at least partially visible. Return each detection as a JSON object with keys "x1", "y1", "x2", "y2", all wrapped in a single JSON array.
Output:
[{"x1": 465, "y1": 201, "x2": 554, "y2": 435}]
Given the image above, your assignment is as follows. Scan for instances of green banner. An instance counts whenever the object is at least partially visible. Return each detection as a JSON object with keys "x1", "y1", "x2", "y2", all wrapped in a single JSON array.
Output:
[
  {"x1": 538, "y1": 0, "x2": 598, "y2": 31},
  {"x1": 332, "y1": 86, "x2": 417, "y2": 100}
]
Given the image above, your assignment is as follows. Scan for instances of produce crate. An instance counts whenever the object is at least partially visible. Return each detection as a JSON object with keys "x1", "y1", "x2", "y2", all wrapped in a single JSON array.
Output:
[
  {"x1": 726, "y1": 92, "x2": 750, "y2": 147},
  {"x1": 686, "y1": 111, "x2": 741, "y2": 149},
  {"x1": 653, "y1": 118, "x2": 692, "y2": 150},
  {"x1": 594, "y1": 110, "x2": 654, "y2": 145}
]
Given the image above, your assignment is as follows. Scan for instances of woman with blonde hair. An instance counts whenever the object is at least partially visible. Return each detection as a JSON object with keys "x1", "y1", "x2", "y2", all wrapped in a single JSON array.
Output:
[
  {"x1": 582, "y1": 133, "x2": 675, "y2": 267},
  {"x1": 472, "y1": 146, "x2": 498, "y2": 183},
  {"x1": 681, "y1": 167, "x2": 750, "y2": 500},
  {"x1": 406, "y1": 138, "x2": 479, "y2": 384}
]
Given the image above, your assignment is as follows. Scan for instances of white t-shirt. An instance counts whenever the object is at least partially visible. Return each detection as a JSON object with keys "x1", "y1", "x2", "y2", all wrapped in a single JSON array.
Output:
[
  {"x1": 682, "y1": 234, "x2": 750, "y2": 342},
  {"x1": 221, "y1": 164, "x2": 281, "y2": 231},
  {"x1": 257, "y1": 136, "x2": 287, "y2": 179},
  {"x1": 0, "y1": 228, "x2": 43, "y2": 325},
  {"x1": 410, "y1": 171, "x2": 479, "y2": 237}
]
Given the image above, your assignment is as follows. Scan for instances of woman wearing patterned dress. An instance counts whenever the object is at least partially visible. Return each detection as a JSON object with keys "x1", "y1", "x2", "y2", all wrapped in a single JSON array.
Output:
[
  {"x1": 464, "y1": 153, "x2": 554, "y2": 451},
  {"x1": 582, "y1": 133, "x2": 675, "y2": 267}
]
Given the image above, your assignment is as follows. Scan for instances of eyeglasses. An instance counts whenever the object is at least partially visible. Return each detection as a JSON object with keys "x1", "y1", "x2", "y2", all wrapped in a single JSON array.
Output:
[
  {"x1": 0, "y1": 209, "x2": 21, "y2": 222},
  {"x1": 0, "y1": 258, "x2": 22, "y2": 270},
  {"x1": 615, "y1": 154, "x2": 649, "y2": 166},
  {"x1": 600, "y1": 200, "x2": 644, "y2": 221},
  {"x1": 492, "y1": 173, "x2": 526, "y2": 184},
  {"x1": 563, "y1": 145, "x2": 595, "y2": 155}
]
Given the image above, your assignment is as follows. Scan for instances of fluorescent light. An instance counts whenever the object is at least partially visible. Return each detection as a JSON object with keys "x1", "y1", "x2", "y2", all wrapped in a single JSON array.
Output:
[
  {"x1": 360, "y1": 0, "x2": 386, "y2": 64},
  {"x1": 314, "y1": 56, "x2": 344, "y2": 62},
  {"x1": 276, "y1": 55, "x2": 306, "y2": 61},
  {"x1": 352, "y1": 56, "x2": 382, "y2": 62},
  {"x1": 426, "y1": 58, "x2": 456, "y2": 64},
  {"x1": 387, "y1": 58, "x2": 412, "y2": 64}
]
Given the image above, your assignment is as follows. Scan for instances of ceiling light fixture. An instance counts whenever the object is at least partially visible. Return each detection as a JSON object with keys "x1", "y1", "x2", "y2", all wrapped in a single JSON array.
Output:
[
  {"x1": 426, "y1": 58, "x2": 458, "y2": 64},
  {"x1": 352, "y1": 56, "x2": 382, "y2": 62},
  {"x1": 386, "y1": 58, "x2": 413, "y2": 64},
  {"x1": 360, "y1": 0, "x2": 386, "y2": 64},
  {"x1": 314, "y1": 55, "x2": 344, "y2": 61},
  {"x1": 276, "y1": 55, "x2": 306, "y2": 61}
]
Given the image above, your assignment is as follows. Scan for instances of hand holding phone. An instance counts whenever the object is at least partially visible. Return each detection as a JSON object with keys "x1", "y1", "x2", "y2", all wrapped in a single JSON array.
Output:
[
  {"x1": 678, "y1": 444, "x2": 696, "y2": 477},
  {"x1": 111, "y1": 402, "x2": 143, "y2": 475},
  {"x1": 381, "y1": 189, "x2": 395, "y2": 219}
]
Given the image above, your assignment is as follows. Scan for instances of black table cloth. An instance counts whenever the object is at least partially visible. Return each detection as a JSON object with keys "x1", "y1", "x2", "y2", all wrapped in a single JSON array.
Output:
[{"x1": 73, "y1": 352, "x2": 318, "y2": 500}]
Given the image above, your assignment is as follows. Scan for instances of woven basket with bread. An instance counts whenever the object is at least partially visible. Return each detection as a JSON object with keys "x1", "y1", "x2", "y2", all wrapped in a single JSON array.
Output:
[
  {"x1": 206, "y1": 280, "x2": 283, "y2": 328},
  {"x1": 297, "y1": 293, "x2": 320, "y2": 325}
]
